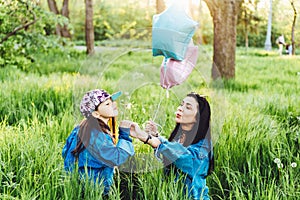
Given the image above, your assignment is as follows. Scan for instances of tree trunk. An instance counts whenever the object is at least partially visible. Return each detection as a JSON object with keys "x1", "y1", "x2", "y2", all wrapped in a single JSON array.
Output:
[
  {"x1": 291, "y1": 0, "x2": 297, "y2": 55},
  {"x1": 197, "y1": 0, "x2": 204, "y2": 45},
  {"x1": 204, "y1": 0, "x2": 243, "y2": 80},
  {"x1": 85, "y1": 0, "x2": 95, "y2": 55},
  {"x1": 245, "y1": 31, "x2": 249, "y2": 49},
  {"x1": 61, "y1": 0, "x2": 71, "y2": 38},
  {"x1": 264, "y1": 0, "x2": 272, "y2": 51},
  {"x1": 244, "y1": 7, "x2": 249, "y2": 49},
  {"x1": 47, "y1": 0, "x2": 71, "y2": 38},
  {"x1": 47, "y1": 0, "x2": 61, "y2": 36},
  {"x1": 156, "y1": 0, "x2": 166, "y2": 14},
  {"x1": 47, "y1": 0, "x2": 59, "y2": 14}
]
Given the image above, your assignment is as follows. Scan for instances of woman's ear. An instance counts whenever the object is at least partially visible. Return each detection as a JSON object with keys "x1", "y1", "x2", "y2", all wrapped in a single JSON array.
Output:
[
  {"x1": 194, "y1": 110, "x2": 200, "y2": 123},
  {"x1": 91, "y1": 111, "x2": 101, "y2": 119}
]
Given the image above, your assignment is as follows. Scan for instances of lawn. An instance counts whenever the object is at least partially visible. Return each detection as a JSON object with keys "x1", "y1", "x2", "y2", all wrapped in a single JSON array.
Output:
[{"x1": 0, "y1": 45, "x2": 299, "y2": 199}]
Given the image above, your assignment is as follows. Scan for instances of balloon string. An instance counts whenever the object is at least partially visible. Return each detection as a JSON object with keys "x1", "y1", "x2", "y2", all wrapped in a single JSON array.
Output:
[
  {"x1": 152, "y1": 88, "x2": 164, "y2": 122},
  {"x1": 163, "y1": 57, "x2": 167, "y2": 84},
  {"x1": 163, "y1": 57, "x2": 169, "y2": 98},
  {"x1": 152, "y1": 57, "x2": 168, "y2": 122}
]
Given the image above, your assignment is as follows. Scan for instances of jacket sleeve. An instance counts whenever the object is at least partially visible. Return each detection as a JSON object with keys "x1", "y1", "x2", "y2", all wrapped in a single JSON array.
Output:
[
  {"x1": 155, "y1": 139, "x2": 210, "y2": 177},
  {"x1": 86, "y1": 127, "x2": 134, "y2": 167},
  {"x1": 62, "y1": 126, "x2": 79, "y2": 172}
]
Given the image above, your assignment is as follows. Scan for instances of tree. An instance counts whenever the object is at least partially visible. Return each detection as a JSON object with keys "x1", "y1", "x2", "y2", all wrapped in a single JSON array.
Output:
[
  {"x1": 189, "y1": 0, "x2": 203, "y2": 44},
  {"x1": 47, "y1": 0, "x2": 71, "y2": 38},
  {"x1": 203, "y1": 0, "x2": 243, "y2": 80},
  {"x1": 156, "y1": 0, "x2": 166, "y2": 14},
  {"x1": 0, "y1": 1, "x2": 38, "y2": 44},
  {"x1": 0, "y1": 0, "x2": 66, "y2": 69},
  {"x1": 85, "y1": 0, "x2": 95, "y2": 55},
  {"x1": 237, "y1": 0, "x2": 261, "y2": 48},
  {"x1": 61, "y1": 0, "x2": 71, "y2": 38},
  {"x1": 264, "y1": 0, "x2": 272, "y2": 51},
  {"x1": 290, "y1": 0, "x2": 297, "y2": 55}
]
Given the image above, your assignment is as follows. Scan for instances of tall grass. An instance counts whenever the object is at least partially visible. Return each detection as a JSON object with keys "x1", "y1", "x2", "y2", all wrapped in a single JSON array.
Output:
[{"x1": 0, "y1": 46, "x2": 299, "y2": 199}]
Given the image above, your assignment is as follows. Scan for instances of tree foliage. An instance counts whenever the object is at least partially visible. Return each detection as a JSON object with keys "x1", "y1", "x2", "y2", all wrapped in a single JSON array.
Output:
[
  {"x1": 0, "y1": 0, "x2": 69, "y2": 70},
  {"x1": 72, "y1": 1, "x2": 155, "y2": 42},
  {"x1": 269, "y1": 0, "x2": 300, "y2": 47},
  {"x1": 236, "y1": 0, "x2": 262, "y2": 47},
  {"x1": 1, "y1": 0, "x2": 299, "y2": 70}
]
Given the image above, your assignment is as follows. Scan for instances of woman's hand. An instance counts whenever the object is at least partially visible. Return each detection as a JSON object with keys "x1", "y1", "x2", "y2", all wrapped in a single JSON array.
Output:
[
  {"x1": 145, "y1": 120, "x2": 159, "y2": 137},
  {"x1": 121, "y1": 120, "x2": 161, "y2": 148},
  {"x1": 120, "y1": 120, "x2": 161, "y2": 147}
]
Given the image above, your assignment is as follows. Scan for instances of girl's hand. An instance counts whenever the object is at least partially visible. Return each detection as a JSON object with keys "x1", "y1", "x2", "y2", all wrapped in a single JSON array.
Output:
[
  {"x1": 129, "y1": 122, "x2": 142, "y2": 138},
  {"x1": 120, "y1": 120, "x2": 142, "y2": 138},
  {"x1": 119, "y1": 120, "x2": 133, "y2": 129},
  {"x1": 120, "y1": 120, "x2": 150, "y2": 142},
  {"x1": 130, "y1": 123, "x2": 150, "y2": 142}
]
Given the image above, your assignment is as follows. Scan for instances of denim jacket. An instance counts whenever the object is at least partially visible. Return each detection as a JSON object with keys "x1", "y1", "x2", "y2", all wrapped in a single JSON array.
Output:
[
  {"x1": 62, "y1": 126, "x2": 134, "y2": 194},
  {"x1": 154, "y1": 137, "x2": 212, "y2": 200}
]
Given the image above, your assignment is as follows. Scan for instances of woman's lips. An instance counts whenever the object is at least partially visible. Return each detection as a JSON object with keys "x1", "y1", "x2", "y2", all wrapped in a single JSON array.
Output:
[{"x1": 175, "y1": 112, "x2": 182, "y2": 119}]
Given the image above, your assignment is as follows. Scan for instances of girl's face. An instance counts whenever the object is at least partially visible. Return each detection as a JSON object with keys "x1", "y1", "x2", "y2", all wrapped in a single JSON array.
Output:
[
  {"x1": 175, "y1": 96, "x2": 198, "y2": 125},
  {"x1": 95, "y1": 98, "x2": 118, "y2": 118}
]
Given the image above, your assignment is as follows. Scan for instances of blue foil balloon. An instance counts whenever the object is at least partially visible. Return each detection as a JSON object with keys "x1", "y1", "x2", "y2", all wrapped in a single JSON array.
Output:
[{"x1": 152, "y1": 2, "x2": 198, "y2": 61}]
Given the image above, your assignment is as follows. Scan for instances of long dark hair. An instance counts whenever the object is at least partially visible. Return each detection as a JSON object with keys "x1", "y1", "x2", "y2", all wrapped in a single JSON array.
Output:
[
  {"x1": 165, "y1": 93, "x2": 214, "y2": 176},
  {"x1": 71, "y1": 116, "x2": 111, "y2": 158}
]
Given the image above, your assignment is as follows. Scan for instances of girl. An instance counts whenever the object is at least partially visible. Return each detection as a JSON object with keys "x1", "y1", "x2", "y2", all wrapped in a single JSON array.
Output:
[{"x1": 62, "y1": 89, "x2": 134, "y2": 195}]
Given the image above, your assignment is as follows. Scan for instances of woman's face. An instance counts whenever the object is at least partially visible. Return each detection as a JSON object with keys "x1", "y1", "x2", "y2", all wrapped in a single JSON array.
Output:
[
  {"x1": 175, "y1": 96, "x2": 198, "y2": 125},
  {"x1": 96, "y1": 98, "x2": 118, "y2": 118}
]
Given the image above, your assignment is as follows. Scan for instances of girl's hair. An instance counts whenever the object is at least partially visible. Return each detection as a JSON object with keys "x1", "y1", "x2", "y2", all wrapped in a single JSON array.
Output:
[
  {"x1": 71, "y1": 115, "x2": 112, "y2": 158},
  {"x1": 166, "y1": 93, "x2": 214, "y2": 176}
]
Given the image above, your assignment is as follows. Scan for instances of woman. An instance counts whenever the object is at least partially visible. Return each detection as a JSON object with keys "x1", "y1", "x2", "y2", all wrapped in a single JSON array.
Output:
[
  {"x1": 62, "y1": 89, "x2": 135, "y2": 195},
  {"x1": 130, "y1": 92, "x2": 214, "y2": 200}
]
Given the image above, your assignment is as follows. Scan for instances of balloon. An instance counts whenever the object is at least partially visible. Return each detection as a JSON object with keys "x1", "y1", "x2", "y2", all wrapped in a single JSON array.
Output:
[
  {"x1": 160, "y1": 43, "x2": 199, "y2": 89},
  {"x1": 152, "y1": 2, "x2": 198, "y2": 61}
]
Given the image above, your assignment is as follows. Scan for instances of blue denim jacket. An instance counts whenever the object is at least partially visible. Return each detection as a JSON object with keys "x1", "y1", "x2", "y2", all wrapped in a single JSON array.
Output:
[
  {"x1": 154, "y1": 137, "x2": 212, "y2": 200},
  {"x1": 62, "y1": 126, "x2": 134, "y2": 194}
]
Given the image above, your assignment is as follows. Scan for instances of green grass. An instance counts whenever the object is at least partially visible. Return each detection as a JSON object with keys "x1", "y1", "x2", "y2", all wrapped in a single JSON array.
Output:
[{"x1": 0, "y1": 46, "x2": 299, "y2": 199}]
